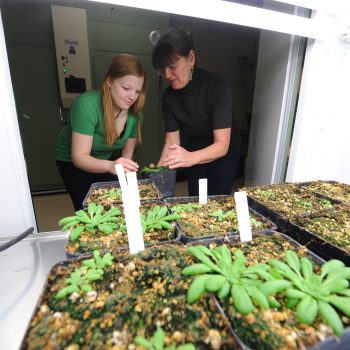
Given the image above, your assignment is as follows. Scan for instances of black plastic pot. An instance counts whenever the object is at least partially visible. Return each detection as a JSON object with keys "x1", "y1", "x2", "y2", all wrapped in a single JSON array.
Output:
[
  {"x1": 165, "y1": 195, "x2": 277, "y2": 243},
  {"x1": 247, "y1": 195, "x2": 350, "y2": 265},
  {"x1": 298, "y1": 180, "x2": 350, "y2": 206},
  {"x1": 187, "y1": 231, "x2": 350, "y2": 350},
  {"x1": 141, "y1": 168, "x2": 176, "y2": 198},
  {"x1": 64, "y1": 199, "x2": 181, "y2": 259}
]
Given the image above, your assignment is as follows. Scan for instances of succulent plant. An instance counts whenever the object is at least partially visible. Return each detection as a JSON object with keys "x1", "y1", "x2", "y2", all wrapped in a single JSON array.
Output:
[
  {"x1": 100, "y1": 187, "x2": 122, "y2": 199},
  {"x1": 208, "y1": 209, "x2": 236, "y2": 222},
  {"x1": 268, "y1": 250, "x2": 350, "y2": 335},
  {"x1": 182, "y1": 245, "x2": 286, "y2": 315},
  {"x1": 140, "y1": 205, "x2": 181, "y2": 233},
  {"x1": 171, "y1": 203, "x2": 202, "y2": 213},
  {"x1": 55, "y1": 251, "x2": 114, "y2": 299},
  {"x1": 134, "y1": 326, "x2": 195, "y2": 350},
  {"x1": 58, "y1": 202, "x2": 122, "y2": 241}
]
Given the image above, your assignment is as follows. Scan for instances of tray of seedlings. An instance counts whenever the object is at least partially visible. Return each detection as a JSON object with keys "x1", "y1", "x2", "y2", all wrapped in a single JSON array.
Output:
[
  {"x1": 82, "y1": 179, "x2": 163, "y2": 209},
  {"x1": 241, "y1": 183, "x2": 337, "y2": 233},
  {"x1": 297, "y1": 180, "x2": 350, "y2": 206},
  {"x1": 165, "y1": 195, "x2": 277, "y2": 243},
  {"x1": 20, "y1": 244, "x2": 238, "y2": 350},
  {"x1": 288, "y1": 203, "x2": 350, "y2": 265},
  {"x1": 60, "y1": 201, "x2": 181, "y2": 259},
  {"x1": 183, "y1": 231, "x2": 350, "y2": 350}
]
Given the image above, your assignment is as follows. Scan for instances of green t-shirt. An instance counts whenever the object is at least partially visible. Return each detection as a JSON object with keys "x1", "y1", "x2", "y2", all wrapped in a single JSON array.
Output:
[{"x1": 56, "y1": 90, "x2": 140, "y2": 162}]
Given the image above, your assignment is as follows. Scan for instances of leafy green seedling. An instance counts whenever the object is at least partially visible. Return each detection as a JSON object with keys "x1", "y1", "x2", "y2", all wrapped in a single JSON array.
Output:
[
  {"x1": 134, "y1": 326, "x2": 195, "y2": 350},
  {"x1": 182, "y1": 245, "x2": 285, "y2": 315},
  {"x1": 58, "y1": 202, "x2": 122, "y2": 241},
  {"x1": 55, "y1": 250, "x2": 114, "y2": 299},
  {"x1": 268, "y1": 250, "x2": 350, "y2": 336},
  {"x1": 171, "y1": 203, "x2": 202, "y2": 214},
  {"x1": 208, "y1": 209, "x2": 236, "y2": 222},
  {"x1": 140, "y1": 205, "x2": 181, "y2": 233},
  {"x1": 141, "y1": 165, "x2": 169, "y2": 173}
]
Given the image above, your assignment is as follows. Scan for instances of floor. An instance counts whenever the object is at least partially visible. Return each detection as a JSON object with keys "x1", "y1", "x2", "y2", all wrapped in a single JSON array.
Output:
[{"x1": 32, "y1": 181, "x2": 189, "y2": 233}]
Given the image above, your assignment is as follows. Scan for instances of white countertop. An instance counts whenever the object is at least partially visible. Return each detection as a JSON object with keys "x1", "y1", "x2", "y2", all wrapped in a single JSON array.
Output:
[{"x1": 0, "y1": 231, "x2": 68, "y2": 350}]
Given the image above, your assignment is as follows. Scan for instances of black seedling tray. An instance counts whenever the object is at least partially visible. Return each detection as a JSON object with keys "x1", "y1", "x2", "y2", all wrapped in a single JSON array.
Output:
[
  {"x1": 65, "y1": 200, "x2": 181, "y2": 259},
  {"x1": 82, "y1": 179, "x2": 163, "y2": 208},
  {"x1": 20, "y1": 242, "x2": 186, "y2": 350},
  {"x1": 187, "y1": 231, "x2": 350, "y2": 350},
  {"x1": 298, "y1": 180, "x2": 350, "y2": 206},
  {"x1": 165, "y1": 195, "x2": 277, "y2": 244},
  {"x1": 248, "y1": 195, "x2": 350, "y2": 265},
  {"x1": 288, "y1": 217, "x2": 350, "y2": 266}
]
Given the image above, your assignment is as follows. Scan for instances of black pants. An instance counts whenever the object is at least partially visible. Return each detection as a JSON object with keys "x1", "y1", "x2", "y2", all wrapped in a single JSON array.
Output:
[
  {"x1": 186, "y1": 148, "x2": 238, "y2": 196},
  {"x1": 56, "y1": 160, "x2": 116, "y2": 210}
]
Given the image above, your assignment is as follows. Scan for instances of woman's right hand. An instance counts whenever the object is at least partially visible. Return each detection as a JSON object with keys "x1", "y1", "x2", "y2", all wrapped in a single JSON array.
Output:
[{"x1": 111, "y1": 157, "x2": 139, "y2": 173}]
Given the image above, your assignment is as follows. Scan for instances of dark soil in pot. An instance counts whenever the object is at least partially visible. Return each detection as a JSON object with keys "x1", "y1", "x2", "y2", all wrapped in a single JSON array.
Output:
[
  {"x1": 65, "y1": 201, "x2": 180, "y2": 257},
  {"x1": 299, "y1": 180, "x2": 350, "y2": 205},
  {"x1": 84, "y1": 180, "x2": 162, "y2": 209},
  {"x1": 242, "y1": 183, "x2": 335, "y2": 219},
  {"x1": 166, "y1": 196, "x2": 276, "y2": 241},
  {"x1": 190, "y1": 233, "x2": 350, "y2": 350},
  {"x1": 21, "y1": 244, "x2": 236, "y2": 349}
]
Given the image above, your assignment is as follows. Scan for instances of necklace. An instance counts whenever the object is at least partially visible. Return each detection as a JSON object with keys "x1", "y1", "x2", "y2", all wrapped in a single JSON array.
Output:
[{"x1": 115, "y1": 109, "x2": 122, "y2": 119}]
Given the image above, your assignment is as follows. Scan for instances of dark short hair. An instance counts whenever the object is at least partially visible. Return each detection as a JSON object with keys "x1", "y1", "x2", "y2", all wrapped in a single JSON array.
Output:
[{"x1": 152, "y1": 28, "x2": 194, "y2": 70}]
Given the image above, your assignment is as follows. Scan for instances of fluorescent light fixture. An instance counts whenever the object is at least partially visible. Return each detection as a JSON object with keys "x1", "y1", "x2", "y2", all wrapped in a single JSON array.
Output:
[{"x1": 88, "y1": 0, "x2": 325, "y2": 39}]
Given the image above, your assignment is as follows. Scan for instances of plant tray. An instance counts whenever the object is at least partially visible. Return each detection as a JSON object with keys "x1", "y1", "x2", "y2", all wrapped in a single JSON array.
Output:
[
  {"x1": 165, "y1": 195, "x2": 277, "y2": 243},
  {"x1": 298, "y1": 180, "x2": 350, "y2": 206},
  {"x1": 242, "y1": 183, "x2": 337, "y2": 221},
  {"x1": 187, "y1": 231, "x2": 350, "y2": 350},
  {"x1": 288, "y1": 204, "x2": 350, "y2": 265},
  {"x1": 65, "y1": 200, "x2": 181, "y2": 259},
  {"x1": 20, "y1": 244, "x2": 236, "y2": 350},
  {"x1": 82, "y1": 179, "x2": 162, "y2": 209}
]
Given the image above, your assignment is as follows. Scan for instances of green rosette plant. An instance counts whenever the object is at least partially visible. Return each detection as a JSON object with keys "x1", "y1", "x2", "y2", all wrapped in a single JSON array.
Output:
[
  {"x1": 268, "y1": 250, "x2": 350, "y2": 335},
  {"x1": 58, "y1": 202, "x2": 122, "y2": 241},
  {"x1": 55, "y1": 250, "x2": 114, "y2": 299},
  {"x1": 141, "y1": 165, "x2": 169, "y2": 173},
  {"x1": 134, "y1": 326, "x2": 195, "y2": 350},
  {"x1": 182, "y1": 245, "x2": 290, "y2": 315},
  {"x1": 207, "y1": 209, "x2": 236, "y2": 222},
  {"x1": 171, "y1": 203, "x2": 202, "y2": 214},
  {"x1": 140, "y1": 205, "x2": 181, "y2": 234}
]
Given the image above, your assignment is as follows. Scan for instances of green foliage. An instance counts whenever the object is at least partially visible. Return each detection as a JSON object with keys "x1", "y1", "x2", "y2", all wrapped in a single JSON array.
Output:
[
  {"x1": 134, "y1": 326, "x2": 195, "y2": 350},
  {"x1": 141, "y1": 166, "x2": 169, "y2": 173},
  {"x1": 182, "y1": 245, "x2": 281, "y2": 315},
  {"x1": 100, "y1": 188, "x2": 122, "y2": 200},
  {"x1": 140, "y1": 205, "x2": 181, "y2": 234},
  {"x1": 55, "y1": 251, "x2": 114, "y2": 299},
  {"x1": 268, "y1": 250, "x2": 350, "y2": 336},
  {"x1": 171, "y1": 203, "x2": 202, "y2": 214},
  {"x1": 58, "y1": 202, "x2": 122, "y2": 241},
  {"x1": 208, "y1": 209, "x2": 236, "y2": 222}
]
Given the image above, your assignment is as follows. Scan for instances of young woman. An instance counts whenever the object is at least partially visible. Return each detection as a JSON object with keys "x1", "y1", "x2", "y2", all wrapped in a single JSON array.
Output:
[
  {"x1": 56, "y1": 54, "x2": 147, "y2": 210},
  {"x1": 152, "y1": 28, "x2": 237, "y2": 196}
]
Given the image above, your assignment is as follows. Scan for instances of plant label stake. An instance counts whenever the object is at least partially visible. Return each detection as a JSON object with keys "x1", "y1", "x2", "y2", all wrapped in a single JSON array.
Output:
[
  {"x1": 126, "y1": 171, "x2": 141, "y2": 207},
  {"x1": 199, "y1": 178, "x2": 208, "y2": 204},
  {"x1": 234, "y1": 191, "x2": 252, "y2": 242},
  {"x1": 115, "y1": 164, "x2": 145, "y2": 253}
]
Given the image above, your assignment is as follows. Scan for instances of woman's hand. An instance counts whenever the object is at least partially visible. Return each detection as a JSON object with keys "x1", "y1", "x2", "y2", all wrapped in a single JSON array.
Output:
[
  {"x1": 112, "y1": 157, "x2": 139, "y2": 173},
  {"x1": 160, "y1": 145, "x2": 197, "y2": 169}
]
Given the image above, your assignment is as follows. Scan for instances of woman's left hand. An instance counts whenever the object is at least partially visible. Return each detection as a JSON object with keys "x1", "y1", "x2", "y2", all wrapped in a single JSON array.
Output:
[{"x1": 161, "y1": 145, "x2": 196, "y2": 169}]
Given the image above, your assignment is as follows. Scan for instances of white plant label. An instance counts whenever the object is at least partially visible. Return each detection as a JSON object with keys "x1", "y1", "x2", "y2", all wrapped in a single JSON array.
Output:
[
  {"x1": 198, "y1": 178, "x2": 208, "y2": 204},
  {"x1": 115, "y1": 164, "x2": 144, "y2": 253},
  {"x1": 234, "y1": 191, "x2": 252, "y2": 242}
]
